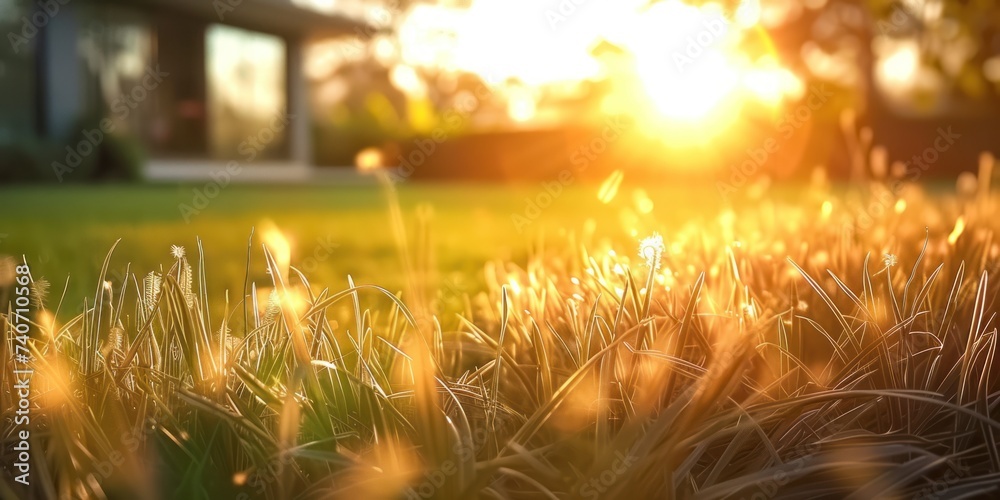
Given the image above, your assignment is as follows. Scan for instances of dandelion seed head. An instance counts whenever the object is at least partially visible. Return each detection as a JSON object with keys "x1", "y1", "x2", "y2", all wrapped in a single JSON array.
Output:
[
  {"x1": 170, "y1": 245, "x2": 186, "y2": 260},
  {"x1": 639, "y1": 233, "x2": 665, "y2": 270},
  {"x1": 883, "y1": 253, "x2": 898, "y2": 268}
]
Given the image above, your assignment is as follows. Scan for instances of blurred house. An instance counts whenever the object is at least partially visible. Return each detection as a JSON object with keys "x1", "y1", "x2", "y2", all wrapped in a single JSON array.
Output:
[{"x1": 0, "y1": 0, "x2": 365, "y2": 182}]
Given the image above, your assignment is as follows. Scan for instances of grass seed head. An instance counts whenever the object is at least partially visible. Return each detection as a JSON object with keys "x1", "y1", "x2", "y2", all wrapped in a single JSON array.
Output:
[{"x1": 30, "y1": 278, "x2": 49, "y2": 308}]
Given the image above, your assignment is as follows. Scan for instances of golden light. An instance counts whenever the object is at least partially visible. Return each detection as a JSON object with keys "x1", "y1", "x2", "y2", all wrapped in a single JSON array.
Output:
[
  {"x1": 598, "y1": 169, "x2": 624, "y2": 204},
  {"x1": 508, "y1": 278, "x2": 522, "y2": 296},
  {"x1": 390, "y1": 0, "x2": 798, "y2": 140},
  {"x1": 948, "y1": 216, "x2": 965, "y2": 246},
  {"x1": 260, "y1": 221, "x2": 291, "y2": 280},
  {"x1": 389, "y1": 64, "x2": 427, "y2": 97},
  {"x1": 633, "y1": 189, "x2": 655, "y2": 214},
  {"x1": 279, "y1": 287, "x2": 310, "y2": 321},
  {"x1": 600, "y1": 1, "x2": 798, "y2": 144},
  {"x1": 620, "y1": 1, "x2": 741, "y2": 124},
  {"x1": 879, "y1": 42, "x2": 920, "y2": 86},
  {"x1": 507, "y1": 86, "x2": 538, "y2": 123},
  {"x1": 37, "y1": 359, "x2": 74, "y2": 408},
  {"x1": 821, "y1": 200, "x2": 833, "y2": 219},
  {"x1": 37, "y1": 310, "x2": 57, "y2": 339},
  {"x1": 642, "y1": 51, "x2": 741, "y2": 121},
  {"x1": 355, "y1": 147, "x2": 385, "y2": 173},
  {"x1": 232, "y1": 471, "x2": 248, "y2": 486},
  {"x1": 742, "y1": 62, "x2": 804, "y2": 105}
]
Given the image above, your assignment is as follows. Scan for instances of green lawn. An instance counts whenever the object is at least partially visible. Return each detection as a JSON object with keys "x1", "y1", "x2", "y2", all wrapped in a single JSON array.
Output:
[{"x1": 0, "y1": 182, "x2": 724, "y2": 318}]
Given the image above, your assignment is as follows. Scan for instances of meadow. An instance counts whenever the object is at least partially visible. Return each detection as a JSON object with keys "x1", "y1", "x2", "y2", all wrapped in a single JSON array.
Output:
[{"x1": 2, "y1": 172, "x2": 999, "y2": 499}]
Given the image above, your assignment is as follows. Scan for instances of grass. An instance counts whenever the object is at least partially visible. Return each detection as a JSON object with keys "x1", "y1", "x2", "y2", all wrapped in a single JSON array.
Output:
[
  {"x1": 2, "y1": 172, "x2": 1000, "y2": 499},
  {"x1": 0, "y1": 182, "x2": 728, "y2": 317}
]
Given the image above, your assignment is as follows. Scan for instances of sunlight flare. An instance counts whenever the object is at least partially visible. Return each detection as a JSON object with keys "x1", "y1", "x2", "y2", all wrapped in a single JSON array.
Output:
[{"x1": 261, "y1": 221, "x2": 292, "y2": 280}]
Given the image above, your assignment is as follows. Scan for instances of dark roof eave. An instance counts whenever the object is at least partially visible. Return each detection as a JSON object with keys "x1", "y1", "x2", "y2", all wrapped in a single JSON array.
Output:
[{"x1": 127, "y1": 0, "x2": 372, "y2": 39}]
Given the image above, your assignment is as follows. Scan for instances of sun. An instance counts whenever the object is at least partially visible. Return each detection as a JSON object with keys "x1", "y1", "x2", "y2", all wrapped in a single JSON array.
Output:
[
  {"x1": 627, "y1": 1, "x2": 743, "y2": 123},
  {"x1": 390, "y1": 0, "x2": 799, "y2": 142},
  {"x1": 601, "y1": 0, "x2": 802, "y2": 144},
  {"x1": 641, "y1": 51, "x2": 741, "y2": 122}
]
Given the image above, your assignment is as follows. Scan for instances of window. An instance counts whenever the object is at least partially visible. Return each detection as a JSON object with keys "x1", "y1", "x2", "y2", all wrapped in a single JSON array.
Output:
[
  {"x1": 0, "y1": 0, "x2": 37, "y2": 143},
  {"x1": 77, "y1": 9, "x2": 154, "y2": 137},
  {"x1": 206, "y1": 24, "x2": 288, "y2": 161}
]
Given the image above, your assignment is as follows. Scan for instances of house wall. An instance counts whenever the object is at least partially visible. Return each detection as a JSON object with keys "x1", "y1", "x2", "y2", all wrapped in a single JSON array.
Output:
[
  {"x1": 0, "y1": 0, "x2": 39, "y2": 144},
  {"x1": 40, "y1": 3, "x2": 84, "y2": 140}
]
